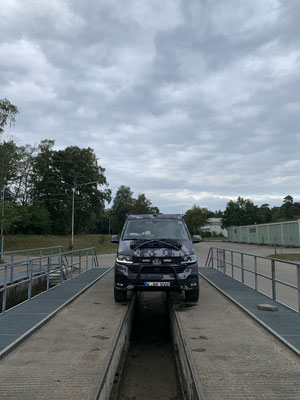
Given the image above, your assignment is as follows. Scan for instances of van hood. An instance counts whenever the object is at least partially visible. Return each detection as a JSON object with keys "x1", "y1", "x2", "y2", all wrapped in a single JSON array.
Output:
[{"x1": 118, "y1": 239, "x2": 195, "y2": 257}]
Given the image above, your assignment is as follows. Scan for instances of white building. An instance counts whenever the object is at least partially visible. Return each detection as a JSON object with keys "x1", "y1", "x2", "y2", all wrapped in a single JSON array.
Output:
[{"x1": 201, "y1": 218, "x2": 227, "y2": 237}]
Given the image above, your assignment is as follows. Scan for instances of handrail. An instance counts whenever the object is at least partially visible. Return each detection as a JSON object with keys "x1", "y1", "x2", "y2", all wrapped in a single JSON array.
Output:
[
  {"x1": 205, "y1": 246, "x2": 300, "y2": 313},
  {"x1": 0, "y1": 247, "x2": 99, "y2": 315}
]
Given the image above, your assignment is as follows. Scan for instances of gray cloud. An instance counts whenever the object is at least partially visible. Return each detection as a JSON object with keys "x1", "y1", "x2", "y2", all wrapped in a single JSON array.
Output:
[{"x1": 1, "y1": 0, "x2": 300, "y2": 213}]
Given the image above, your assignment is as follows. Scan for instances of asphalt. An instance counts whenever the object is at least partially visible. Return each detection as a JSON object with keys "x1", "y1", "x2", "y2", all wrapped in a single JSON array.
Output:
[
  {"x1": 0, "y1": 267, "x2": 111, "y2": 356},
  {"x1": 199, "y1": 266, "x2": 300, "y2": 354}
]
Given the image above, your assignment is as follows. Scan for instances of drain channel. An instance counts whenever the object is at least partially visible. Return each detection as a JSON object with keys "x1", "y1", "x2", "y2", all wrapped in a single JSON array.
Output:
[
  {"x1": 91, "y1": 292, "x2": 203, "y2": 400},
  {"x1": 116, "y1": 292, "x2": 182, "y2": 400}
]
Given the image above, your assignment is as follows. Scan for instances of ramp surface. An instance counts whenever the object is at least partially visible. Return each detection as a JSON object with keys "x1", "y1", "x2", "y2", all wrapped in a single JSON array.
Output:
[
  {"x1": 199, "y1": 267, "x2": 300, "y2": 354},
  {"x1": 0, "y1": 269, "x2": 130, "y2": 400},
  {"x1": 172, "y1": 276, "x2": 300, "y2": 400}
]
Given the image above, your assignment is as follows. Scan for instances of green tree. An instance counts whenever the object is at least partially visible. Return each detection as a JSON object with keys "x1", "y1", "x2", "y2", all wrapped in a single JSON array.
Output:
[
  {"x1": 0, "y1": 98, "x2": 18, "y2": 134},
  {"x1": 110, "y1": 186, "x2": 135, "y2": 234},
  {"x1": 221, "y1": 197, "x2": 261, "y2": 228},
  {"x1": 258, "y1": 204, "x2": 272, "y2": 223},
  {"x1": 32, "y1": 140, "x2": 111, "y2": 234},
  {"x1": 272, "y1": 195, "x2": 300, "y2": 222},
  {"x1": 110, "y1": 187, "x2": 159, "y2": 234},
  {"x1": 185, "y1": 205, "x2": 209, "y2": 236},
  {"x1": 133, "y1": 193, "x2": 159, "y2": 214}
]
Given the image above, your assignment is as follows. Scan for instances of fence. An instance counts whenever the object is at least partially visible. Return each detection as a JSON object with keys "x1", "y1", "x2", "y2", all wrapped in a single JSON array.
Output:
[
  {"x1": 205, "y1": 247, "x2": 300, "y2": 313},
  {"x1": 0, "y1": 245, "x2": 65, "y2": 263},
  {"x1": 0, "y1": 247, "x2": 99, "y2": 315}
]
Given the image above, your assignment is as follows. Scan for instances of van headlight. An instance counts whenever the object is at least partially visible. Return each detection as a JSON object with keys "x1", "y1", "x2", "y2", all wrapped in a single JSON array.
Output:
[
  {"x1": 181, "y1": 254, "x2": 197, "y2": 264},
  {"x1": 116, "y1": 254, "x2": 133, "y2": 265}
]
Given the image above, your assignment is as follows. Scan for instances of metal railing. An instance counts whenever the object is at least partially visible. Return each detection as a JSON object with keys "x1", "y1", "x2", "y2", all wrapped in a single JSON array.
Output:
[
  {"x1": 0, "y1": 245, "x2": 65, "y2": 263},
  {"x1": 205, "y1": 247, "x2": 300, "y2": 313},
  {"x1": 0, "y1": 247, "x2": 99, "y2": 315}
]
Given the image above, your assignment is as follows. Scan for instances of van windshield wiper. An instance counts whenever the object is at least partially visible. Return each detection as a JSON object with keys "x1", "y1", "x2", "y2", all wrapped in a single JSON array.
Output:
[{"x1": 130, "y1": 239, "x2": 182, "y2": 250}]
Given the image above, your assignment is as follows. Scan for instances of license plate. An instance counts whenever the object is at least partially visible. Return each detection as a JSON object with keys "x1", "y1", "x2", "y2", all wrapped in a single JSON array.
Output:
[{"x1": 144, "y1": 282, "x2": 171, "y2": 287}]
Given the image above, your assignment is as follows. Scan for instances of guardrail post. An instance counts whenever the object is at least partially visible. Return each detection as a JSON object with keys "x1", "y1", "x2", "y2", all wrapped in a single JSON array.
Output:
[
  {"x1": 86, "y1": 250, "x2": 88, "y2": 271},
  {"x1": 241, "y1": 254, "x2": 244, "y2": 283},
  {"x1": 2, "y1": 265, "x2": 8, "y2": 313},
  {"x1": 28, "y1": 260, "x2": 33, "y2": 300},
  {"x1": 60, "y1": 253, "x2": 63, "y2": 284},
  {"x1": 79, "y1": 250, "x2": 82, "y2": 274},
  {"x1": 39, "y1": 249, "x2": 42, "y2": 273},
  {"x1": 10, "y1": 262, "x2": 14, "y2": 283},
  {"x1": 46, "y1": 257, "x2": 50, "y2": 291},
  {"x1": 231, "y1": 251, "x2": 234, "y2": 278},
  {"x1": 71, "y1": 252, "x2": 73, "y2": 278},
  {"x1": 254, "y1": 256, "x2": 258, "y2": 291},
  {"x1": 271, "y1": 259, "x2": 276, "y2": 300},
  {"x1": 297, "y1": 265, "x2": 300, "y2": 312}
]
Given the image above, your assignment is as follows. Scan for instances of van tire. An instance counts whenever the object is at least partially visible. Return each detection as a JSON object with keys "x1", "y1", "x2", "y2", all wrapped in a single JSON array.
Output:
[
  {"x1": 185, "y1": 287, "x2": 199, "y2": 302},
  {"x1": 114, "y1": 287, "x2": 127, "y2": 302}
]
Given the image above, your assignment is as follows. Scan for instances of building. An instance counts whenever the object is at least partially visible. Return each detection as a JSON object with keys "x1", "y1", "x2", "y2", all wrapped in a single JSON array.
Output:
[
  {"x1": 201, "y1": 218, "x2": 228, "y2": 237},
  {"x1": 227, "y1": 219, "x2": 300, "y2": 247}
]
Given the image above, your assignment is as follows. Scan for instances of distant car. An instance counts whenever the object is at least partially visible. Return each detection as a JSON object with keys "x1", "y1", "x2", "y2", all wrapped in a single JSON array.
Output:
[{"x1": 111, "y1": 213, "x2": 201, "y2": 302}]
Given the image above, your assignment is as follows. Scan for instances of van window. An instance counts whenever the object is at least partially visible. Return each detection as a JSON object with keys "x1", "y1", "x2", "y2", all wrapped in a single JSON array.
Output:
[{"x1": 122, "y1": 219, "x2": 189, "y2": 240}]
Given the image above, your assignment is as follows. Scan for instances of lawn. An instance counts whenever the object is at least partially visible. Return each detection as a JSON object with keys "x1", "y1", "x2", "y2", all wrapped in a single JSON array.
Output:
[
  {"x1": 3, "y1": 234, "x2": 118, "y2": 255},
  {"x1": 202, "y1": 236, "x2": 227, "y2": 241},
  {"x1": 267, "y1": 253, "x2": 300, "y2": 262}
]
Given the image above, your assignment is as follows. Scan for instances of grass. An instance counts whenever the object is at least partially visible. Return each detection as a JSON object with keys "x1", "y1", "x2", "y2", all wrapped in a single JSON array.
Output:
[
  {"x1": 202, "y1": 236, "x2": 227, "y2": 241},
  {"x1": 3, "y1": 234, "x2": 118, "y2": 255},
  {"x1": 267, "y1": 253, "x2": 300, "y2": 262}
]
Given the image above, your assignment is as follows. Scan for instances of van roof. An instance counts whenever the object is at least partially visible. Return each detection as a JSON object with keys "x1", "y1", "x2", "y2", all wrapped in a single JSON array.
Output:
[{"x1": 126, "y1": 213, "x2": 183, "y2": 220}]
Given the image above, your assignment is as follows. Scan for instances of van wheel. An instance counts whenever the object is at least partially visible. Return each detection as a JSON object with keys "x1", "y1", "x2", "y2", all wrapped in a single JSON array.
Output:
[
  {"x1": 114, "y1": 287, "x2": 127, "y2": 302},
  {"x1": 185, "y1": 287, "x2": 199, "y2": 302}
]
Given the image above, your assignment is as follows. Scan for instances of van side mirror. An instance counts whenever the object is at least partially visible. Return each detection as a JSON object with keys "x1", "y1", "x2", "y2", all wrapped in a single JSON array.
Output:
[
  {"x1": 110, "y1": 235, "x2": 119, "y2": 243},
  {"x1": 192, "y1": 235, "x2": 202, "y2": 243}
]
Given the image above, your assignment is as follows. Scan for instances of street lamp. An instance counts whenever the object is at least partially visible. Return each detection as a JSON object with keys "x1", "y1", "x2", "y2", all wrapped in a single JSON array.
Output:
[
  {"x1": 71, "y1": 181, "x2": 99, "y2": 248},
  {"x1": 0, "y1": 185, "x2": 5, "y2": 257}
]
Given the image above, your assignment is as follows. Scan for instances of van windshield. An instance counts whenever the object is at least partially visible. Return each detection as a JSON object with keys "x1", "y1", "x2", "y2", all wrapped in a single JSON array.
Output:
[{"x1": 122, "y1": 219, "x2": 189, "y2": 240}]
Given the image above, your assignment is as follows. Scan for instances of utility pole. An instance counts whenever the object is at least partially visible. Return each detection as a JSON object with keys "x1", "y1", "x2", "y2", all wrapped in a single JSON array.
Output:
[
  {"x1": 71, "y1": 181, "x2": 99, "y2": 248},
  {"x1": 0, "y1": 185, "x2": 5, "y2": 257}
]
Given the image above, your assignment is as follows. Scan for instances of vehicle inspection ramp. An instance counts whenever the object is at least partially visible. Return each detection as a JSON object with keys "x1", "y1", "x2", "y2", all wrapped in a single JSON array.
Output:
[
  {"x1": 199, "y1": 267, "x2": 300, "y2": 355},
  {"x1": 0, "y1": 268, "x2": 134, "y2": 400},
  {"x1": 0, "y1": 267, "x2": 111, "y2": 356},
  {"x1": 172, "y1": 275, "x2": 300, "y2": 400}
]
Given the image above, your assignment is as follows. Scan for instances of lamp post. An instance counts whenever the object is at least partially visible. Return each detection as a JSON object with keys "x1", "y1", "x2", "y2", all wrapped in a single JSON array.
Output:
[
  {"x1": 0, "y1": 185, "x2": 5, "y2": 257},
  {"x1": 71, "y1": 181, "x2": 99, "y2": 248}
]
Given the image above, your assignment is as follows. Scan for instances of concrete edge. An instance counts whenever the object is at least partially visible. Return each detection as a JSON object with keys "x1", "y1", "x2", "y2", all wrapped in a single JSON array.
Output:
[
  {"x1": 198, "y1": 271, "x2": 300, "y2": 357},
  {"x1": 0, "y1": 267, "x2": 113, "y2": 360},
  {"x1": 170, "y1": 299, "x2": 206, "y2": 400},
  {"x1": 89, "y1": 294, "x2": 136, "y2": 400}
]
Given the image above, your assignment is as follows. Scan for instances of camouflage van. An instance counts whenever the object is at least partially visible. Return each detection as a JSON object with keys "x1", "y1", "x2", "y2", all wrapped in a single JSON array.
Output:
[{"x1": 111, "y1": 214, "x2": 201, "y2": 302}]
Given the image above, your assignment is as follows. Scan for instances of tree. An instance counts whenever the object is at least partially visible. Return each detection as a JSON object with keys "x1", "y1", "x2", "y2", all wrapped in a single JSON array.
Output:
[
  {"x1": 110, "y1": 186, "x2": 135, "y2": 233},
  {"x1": 272, "y1": 196, "x2": 300, "y2": 222},
  {"x1": 110, "y1": 187, "x2": 160, "y2": 234},
  {"x1": 283, "y1": 195, "x2": 293, "y2": 203},
  {"x1": 0, "y1": 98, "x2": 18, "y2": 134},
  {"x1": 221, "y1": 197, "x2": 261, "y2": 228},
  {"x1": 133, "y1": 193, "x2": 159, "y2": 214},
  {"x1": 185, "y1": 205, "x2": 209, "y2": 236},
  {"x1": 258, "y1": 204, "x2": 272, "y2": 223},
  {"x1": 32, "y1": 140, "x2": 111, "y2": 234}
]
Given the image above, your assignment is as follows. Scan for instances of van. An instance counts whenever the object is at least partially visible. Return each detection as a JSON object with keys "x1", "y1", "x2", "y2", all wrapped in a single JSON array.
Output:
[{"x1": 111, "y1": 213, "x2": 201, "y2": 302}]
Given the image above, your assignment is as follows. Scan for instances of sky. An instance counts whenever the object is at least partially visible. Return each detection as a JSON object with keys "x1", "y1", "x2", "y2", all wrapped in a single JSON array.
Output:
[{"x1": 1, "y1": 0, "x2": 300, "y2": 213}]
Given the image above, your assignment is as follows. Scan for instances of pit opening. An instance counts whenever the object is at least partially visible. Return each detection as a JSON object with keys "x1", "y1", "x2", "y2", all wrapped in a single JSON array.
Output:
[{"x1": 113, "y1": 292, "x2": 183, "y2": 400}]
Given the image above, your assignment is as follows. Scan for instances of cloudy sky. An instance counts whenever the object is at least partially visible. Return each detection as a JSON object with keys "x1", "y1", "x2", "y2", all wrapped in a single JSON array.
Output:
[{"x1": 1, "y1": 0, "x2": 300, "y2": 213}]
